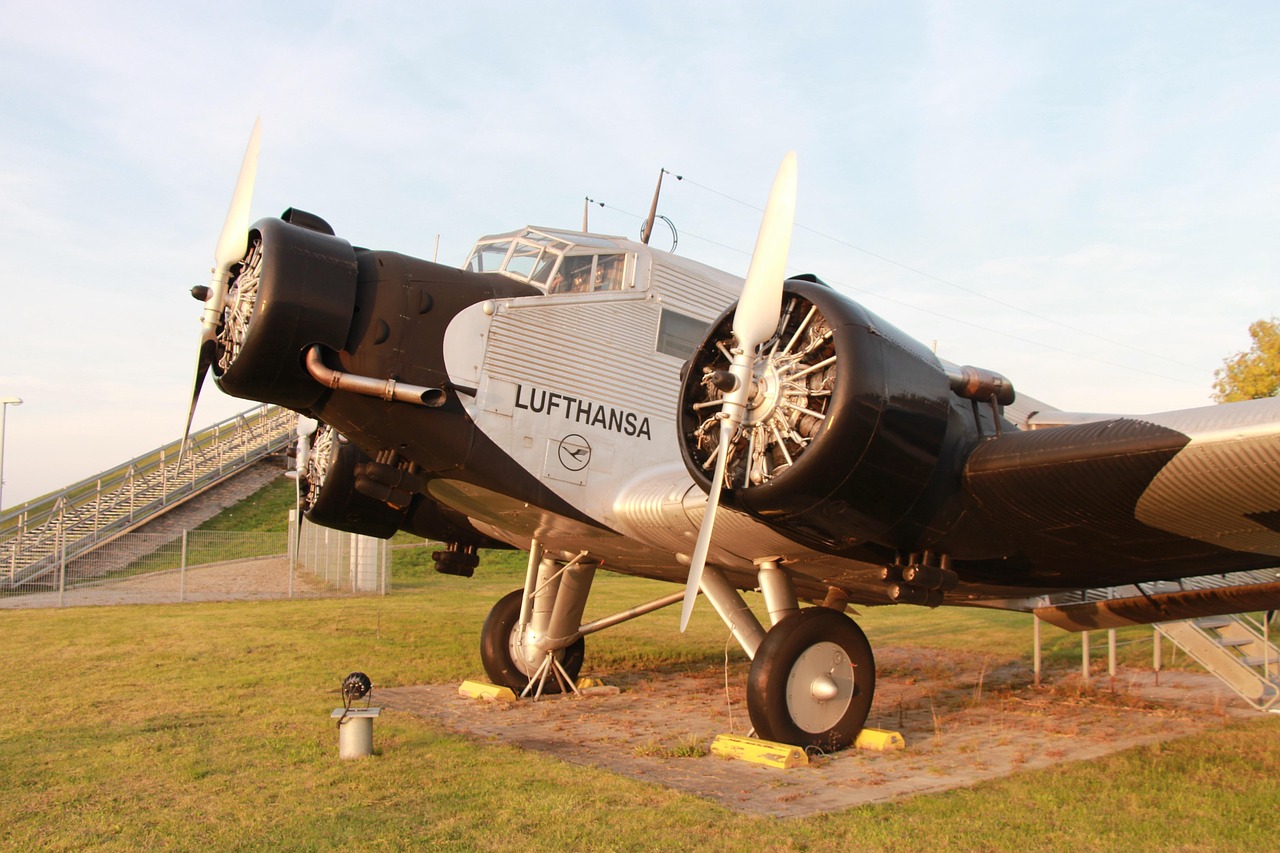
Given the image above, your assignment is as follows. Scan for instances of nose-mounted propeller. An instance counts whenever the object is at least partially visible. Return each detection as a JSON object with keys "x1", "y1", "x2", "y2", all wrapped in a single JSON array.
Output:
[
  {"x1": 680, "y1": 152, "x2": 797, "y2": 631},
  {"x1": 181, "y1": 118, "x2": 263, "y2": 456}
]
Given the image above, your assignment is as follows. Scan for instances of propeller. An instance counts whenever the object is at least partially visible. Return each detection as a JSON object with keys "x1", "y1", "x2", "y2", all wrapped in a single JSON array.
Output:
[
  {"x1": 680, "y1": 151, "x2": 797, "y2": 632},
  {"x1": 180, "y1": 118, "x2": 263, "y2": 460}
]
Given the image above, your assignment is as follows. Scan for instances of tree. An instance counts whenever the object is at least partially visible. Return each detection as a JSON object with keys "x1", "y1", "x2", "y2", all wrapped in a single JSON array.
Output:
[{"x1": 1212, "y1": 317, "x2": 1280, "y2": 402}]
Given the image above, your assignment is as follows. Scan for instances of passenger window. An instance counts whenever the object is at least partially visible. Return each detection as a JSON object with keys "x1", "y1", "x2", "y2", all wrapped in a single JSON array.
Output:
[{"x1": 657, "y1": 309, "x2": 708, "y2": 359}]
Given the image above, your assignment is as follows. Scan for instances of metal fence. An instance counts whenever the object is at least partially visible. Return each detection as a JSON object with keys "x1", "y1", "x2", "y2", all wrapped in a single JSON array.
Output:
[
  {"x1": 0, "y1": 518, "x2": 396, "y2": 610},
  {"x1": 291, "y1": 514, "x2": 390, "y2": 596},
  {"x1": 1, "y1": 404, "x2": 295, "y2": 591}
]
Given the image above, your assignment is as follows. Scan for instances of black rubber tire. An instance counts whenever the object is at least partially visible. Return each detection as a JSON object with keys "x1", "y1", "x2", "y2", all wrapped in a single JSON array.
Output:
[
  {"x1": 746, "y1": 607, "x2": 875, "y2": 750},
  {"x1": 480, "y1": 589, "x2": 584, "y2": 695}
]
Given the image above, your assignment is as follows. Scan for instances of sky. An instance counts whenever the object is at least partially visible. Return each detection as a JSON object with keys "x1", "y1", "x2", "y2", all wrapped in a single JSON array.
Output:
[{"x1": 1, "y1": 1, "x2": 1278, "y2": 507}]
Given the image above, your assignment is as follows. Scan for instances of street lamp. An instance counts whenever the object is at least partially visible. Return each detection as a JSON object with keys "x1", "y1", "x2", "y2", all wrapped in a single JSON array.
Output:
[{"x1": 0, "y1": 396, "x2": 22, "y2": 513}]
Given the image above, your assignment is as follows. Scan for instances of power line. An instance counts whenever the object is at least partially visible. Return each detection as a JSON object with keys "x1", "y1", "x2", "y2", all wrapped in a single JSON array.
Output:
[
  {"x1": 592, "y1": 198, "x2": 1198, "y2": 385},
  {"x1": 675, "y1": 175, "x2": 1206, "y2": 373}
]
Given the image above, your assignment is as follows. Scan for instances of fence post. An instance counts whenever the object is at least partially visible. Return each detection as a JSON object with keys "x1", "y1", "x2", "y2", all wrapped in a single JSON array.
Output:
[
  {"x1": 57, "y1": 512, "x2": 66, "y2": 607},
  {"x1": 288, "y1": 511, "x2": 295, "y2": 599},
  {"x1": 381, "y1": 538, "x2": 388, "y2": 595},
  {"x1": 180, "y1": 529, "x2": 188, "y2": 603}
]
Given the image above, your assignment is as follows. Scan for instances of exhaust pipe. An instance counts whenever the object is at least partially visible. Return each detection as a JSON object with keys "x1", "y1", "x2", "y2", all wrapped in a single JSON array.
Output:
[{"x1": 305, "y1": 345, "x2": 446, "y2": 407}]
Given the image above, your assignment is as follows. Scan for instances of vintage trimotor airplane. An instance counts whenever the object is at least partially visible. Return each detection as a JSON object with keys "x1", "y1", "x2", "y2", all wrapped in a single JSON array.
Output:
[{"x1": 185, "y1": 122, "x2": 1280, "y2": 749}]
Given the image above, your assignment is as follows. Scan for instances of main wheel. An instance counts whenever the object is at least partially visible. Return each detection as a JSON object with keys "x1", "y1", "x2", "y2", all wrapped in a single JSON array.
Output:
[
  {"x1": 480, "y1": 589, "x2": 584, "y2": 695},
  {"x1": 746, "y1": 607, "x2": 875, "y2": 750}
]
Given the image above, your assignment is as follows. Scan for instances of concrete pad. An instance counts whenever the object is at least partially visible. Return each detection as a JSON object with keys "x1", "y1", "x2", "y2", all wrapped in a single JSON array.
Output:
[{"x1": 377, "y1": 647, "x2": 1255, "y2": 818}]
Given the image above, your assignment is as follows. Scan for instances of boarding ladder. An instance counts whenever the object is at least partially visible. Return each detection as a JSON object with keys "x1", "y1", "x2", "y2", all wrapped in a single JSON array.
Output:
[
  {"x1": 1156, "y1": 614, "x2": 1280, "y2": 710},
  {"x1": 0, "y1": 404, "x2": 295, "y2": 590}
]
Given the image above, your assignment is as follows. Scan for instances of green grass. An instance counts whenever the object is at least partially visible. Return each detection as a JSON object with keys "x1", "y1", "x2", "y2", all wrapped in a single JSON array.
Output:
[
  {"x1": 11, "y1": 480, "x2": 1275, "y2": 848},
  {"x1": 4, "y1": 559, "x2": 1278, "y2": 851},
  {"x1": 194, "y1": 475, "x2": 298, "y2": 533}
]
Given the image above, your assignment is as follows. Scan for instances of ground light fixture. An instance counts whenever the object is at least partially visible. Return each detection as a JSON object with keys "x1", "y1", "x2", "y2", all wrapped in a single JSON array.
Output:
[{"x1": 332, "y1": 671, "x2": 379, "y2": 759}]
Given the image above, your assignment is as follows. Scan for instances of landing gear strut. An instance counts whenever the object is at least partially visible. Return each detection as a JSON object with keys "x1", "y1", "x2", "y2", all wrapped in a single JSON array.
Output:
[
  {"x1": 479, "y1": 546, "x2": 596, "y2": 696},
  {"x1": 691, "y1": 557, "x2": 877, "y2": 749},
  {"x1": 480, "y1": 589, "x2": 585, "y2": 694},
  {"x1": 474, "y1": 543, "x2": 878, "y2": 751}
]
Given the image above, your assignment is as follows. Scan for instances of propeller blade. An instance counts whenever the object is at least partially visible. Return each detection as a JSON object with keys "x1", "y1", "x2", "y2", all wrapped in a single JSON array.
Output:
[
  {"x1": 680, "y1": 153, "x2": 798, "y2": 631},
  {"x1": 178, "y1": 338, "x2": 217, "y2": 468},
  {"x1": 214, "y1": 117, "x2": 262, "y2": 274},
  {"x1": 732, "y1": 151, "x2": 797, "y2": 351},
  {"x1": 680, "y1": 418, "x2": 733, "y2": 631},
  {"x1": 183, "y1": 119, "x2": 263, "y2": 467}
]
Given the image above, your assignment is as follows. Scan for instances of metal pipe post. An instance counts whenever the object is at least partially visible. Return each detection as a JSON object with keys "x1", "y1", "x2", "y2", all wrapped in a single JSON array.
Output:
[
  {"x1": 1033, "y1": 615, "x2": 1042, "y2": 687},
  {"x1": 1107, "y1": 628, "x2": 1117, "y2": 686},
  {"x1": 1081, "y1": 631, "x2": 1091, "y2": 684}
]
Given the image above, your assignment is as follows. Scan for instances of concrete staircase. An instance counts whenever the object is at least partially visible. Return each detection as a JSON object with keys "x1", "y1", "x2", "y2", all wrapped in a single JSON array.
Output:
[{"x1": 0, "y1": 405, "x2": 295, "y2": 590}]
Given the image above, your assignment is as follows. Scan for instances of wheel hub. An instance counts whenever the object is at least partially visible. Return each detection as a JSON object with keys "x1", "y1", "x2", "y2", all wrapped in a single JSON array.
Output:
[
  {"x1": 809, "y1": 673, "x2": 840, "y2": 702},
  {"x1": 784, "y1": 641, "x2": 856, "y2": 733}
]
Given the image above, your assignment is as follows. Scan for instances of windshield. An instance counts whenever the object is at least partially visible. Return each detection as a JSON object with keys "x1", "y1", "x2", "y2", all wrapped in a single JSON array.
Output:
[{"x1": 465, "y1": 229, "x2": 633, "y2": 293}]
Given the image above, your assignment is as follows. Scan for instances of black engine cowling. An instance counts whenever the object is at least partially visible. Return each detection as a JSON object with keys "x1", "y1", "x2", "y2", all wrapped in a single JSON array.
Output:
[
  {"x1": 678, "y1": 278, "x2": 955, "y2": 553},
  {"x1": 302, "y1": 427, "x2": 406, "y2": 538},
  {"x1": 301, "y1": 423, "x2": 505, "y2": 549},
  {"x1": 213, "y1": 214, "x2": 359, "y2": 410}
]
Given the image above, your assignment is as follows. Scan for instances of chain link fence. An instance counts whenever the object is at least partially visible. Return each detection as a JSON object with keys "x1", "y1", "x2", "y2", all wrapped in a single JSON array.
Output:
[{"x1": 0, "y1": 517, "x2": 406, "y2": 609}]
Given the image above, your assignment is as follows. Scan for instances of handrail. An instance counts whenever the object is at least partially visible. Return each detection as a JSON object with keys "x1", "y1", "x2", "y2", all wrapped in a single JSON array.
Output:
[{"x1": 1, "y1": 404, "x2": 295, "y2": 588}]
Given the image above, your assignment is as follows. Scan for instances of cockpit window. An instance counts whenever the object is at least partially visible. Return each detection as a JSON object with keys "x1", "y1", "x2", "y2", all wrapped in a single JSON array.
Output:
[
  {"x1": 595, "y1": 254, "x2": 624, "y2": 290},
  {"x1": 548, "y1": 253, "x2": 628, "y2": 294},
  {"x1": 505, "y1": 242, "x2": 546, "y2": 281},
  {"x1": 467, "y1": 241, "x2": 512, "y2": 274},
  {"x1": 465, "y1": 228, "x2": 634, "y2": 294}
]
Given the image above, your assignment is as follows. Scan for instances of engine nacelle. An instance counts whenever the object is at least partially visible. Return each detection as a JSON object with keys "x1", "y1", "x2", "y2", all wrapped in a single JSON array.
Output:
[
  {"x1": 302, "y1": 427, "x2": 407, "y2": 538},
  {"x1": 214, "y1": 213, "x2": 359, "y2": 409},
  {"x1": 678, "y1": 278, "x2": 955, "y2": 552},
  {"x1": 300, "y1": 423, "x2": 505, "y2": 551}
]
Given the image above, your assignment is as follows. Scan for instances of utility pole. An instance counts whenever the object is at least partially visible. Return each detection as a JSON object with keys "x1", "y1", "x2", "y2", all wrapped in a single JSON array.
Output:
[{"x1": 0, "y1": 396, "x2": 23, "y2": 513}]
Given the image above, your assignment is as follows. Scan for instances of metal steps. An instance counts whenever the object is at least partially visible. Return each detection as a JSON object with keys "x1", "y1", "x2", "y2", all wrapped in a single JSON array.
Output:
[
  {"x1": 1156, "y1": 614, "x2": 1280, "y2": 710},
  {"x1": 0, "y1": 405, "x2": 295, "y2": 590}
]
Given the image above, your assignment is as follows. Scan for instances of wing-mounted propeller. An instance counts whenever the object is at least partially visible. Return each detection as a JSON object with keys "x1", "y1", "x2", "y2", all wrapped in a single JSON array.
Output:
[
  {"x1": 181, "y1": 118, "x2": 263, "y2": 456},
  {"x1": 680, "y1": 152, "x2": 797, "y2": 631}
]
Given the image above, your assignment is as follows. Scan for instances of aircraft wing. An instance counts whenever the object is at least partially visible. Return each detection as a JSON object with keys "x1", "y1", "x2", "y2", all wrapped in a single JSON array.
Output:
[{"x1": 959, "y1": 397, "x2": 1280, "y2": 587}]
